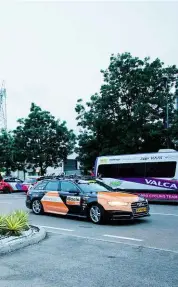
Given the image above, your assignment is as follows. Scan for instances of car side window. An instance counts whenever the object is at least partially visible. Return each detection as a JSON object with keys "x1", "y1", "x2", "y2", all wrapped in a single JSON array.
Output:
[
  {"x1": 45, "y1": 181, "x2": 60, "y2": 191},
  {"x1": 34, "y1": 181, "x2": 48, "y2": 190},
  {"x1": 60, "y1": 181, "x2": 79, "y2": 193}
]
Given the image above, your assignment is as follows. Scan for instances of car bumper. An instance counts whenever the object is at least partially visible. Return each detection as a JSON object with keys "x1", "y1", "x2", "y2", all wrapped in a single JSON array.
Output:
[
  {"x1": 107, "y1": 210, "x2": 150, "y2": 220},
  {"x1": 26, "y1": 199, "x2": 32, "y2": 209}
]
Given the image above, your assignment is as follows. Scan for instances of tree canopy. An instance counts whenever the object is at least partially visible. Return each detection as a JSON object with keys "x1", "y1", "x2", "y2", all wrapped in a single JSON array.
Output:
[
  {"x1": 0, "y1": 130, "x2": 16, "y2": 174},
  {"x1": 0, "y1": 103, "x2": 75, "y2": 175},
  {"x1": 13, "y1": 103, "x2": 76, "y2": 175},
  {"x1": 76, "y1": 52, "x2": 178, "y2": 171}
]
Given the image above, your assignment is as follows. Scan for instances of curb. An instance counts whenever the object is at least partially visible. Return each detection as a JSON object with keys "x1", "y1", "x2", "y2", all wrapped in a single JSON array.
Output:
[{"x1": 0, "y1": 226, "x2": 46, "y2": 255}]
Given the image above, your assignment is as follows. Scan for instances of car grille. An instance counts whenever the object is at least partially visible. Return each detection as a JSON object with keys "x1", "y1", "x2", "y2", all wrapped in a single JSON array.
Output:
[{"x1": 131, "y1": 201, "x2": 149, "y2": 217}]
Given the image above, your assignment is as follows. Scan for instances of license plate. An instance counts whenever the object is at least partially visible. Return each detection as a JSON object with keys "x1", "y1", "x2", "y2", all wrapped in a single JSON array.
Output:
[{"x1": 136, "y1": 207, "x2": 147, "y2": 213}]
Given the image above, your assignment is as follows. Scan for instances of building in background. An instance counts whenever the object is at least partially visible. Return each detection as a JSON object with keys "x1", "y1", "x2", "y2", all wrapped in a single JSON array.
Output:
[
  {"x1": 63, "y1": 154, "x2": 80, "y2": 175},
  {"x1": 11, "y1": 153, "x2": 80, "y2": 180},
  {"x1": 46, "y1": 153, "x2": 80, "y2": 176}
]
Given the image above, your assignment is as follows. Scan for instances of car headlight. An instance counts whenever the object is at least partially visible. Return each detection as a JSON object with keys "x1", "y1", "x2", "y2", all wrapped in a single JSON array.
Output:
[
  {"x1": 108, "y1": 201, "x2": 129, "y2": 206},
  {"x1": 139, "y1": 197, "x2": 148, "y2": 203}
]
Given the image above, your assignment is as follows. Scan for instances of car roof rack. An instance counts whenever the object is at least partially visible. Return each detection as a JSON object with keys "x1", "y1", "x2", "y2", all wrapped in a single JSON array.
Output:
[{"x1": 41, "y1": 174, "x2": 100, "y2": 182}]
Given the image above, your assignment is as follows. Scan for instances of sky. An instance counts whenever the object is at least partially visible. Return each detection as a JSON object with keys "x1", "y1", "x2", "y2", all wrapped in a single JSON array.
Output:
[{"x1": 0, "y1": 0, "x2": 178, "y2": 133}]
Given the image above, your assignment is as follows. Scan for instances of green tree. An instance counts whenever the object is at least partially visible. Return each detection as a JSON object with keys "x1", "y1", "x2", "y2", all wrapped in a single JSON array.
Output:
[
  {"x1": 13, "y1": 103, "x2": 76, "y2": 175},
  {"x1": 76, "y1": 53, "x2": 178, "y2": 171},
  {"x1": 169, "y1": 85, "x2": 178, "y2": 148},
  {"x1": 0, "y1": 129, "x2": 16, "y2": 175}
]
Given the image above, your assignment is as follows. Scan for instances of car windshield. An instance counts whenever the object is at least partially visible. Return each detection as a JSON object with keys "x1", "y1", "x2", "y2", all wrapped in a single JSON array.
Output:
[
  {"x1": 78, "y1": 182, "x2": 110, "y2": 193},
  {"x1": 24, "y1": 178, "x2": 37, "y2": 184}
]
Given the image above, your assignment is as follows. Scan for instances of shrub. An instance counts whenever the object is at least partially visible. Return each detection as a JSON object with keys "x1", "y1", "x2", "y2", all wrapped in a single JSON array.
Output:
[
  {"x1": 0, "y1": 210, "x2": 29, "y2": 236},
  {"x1": 12, "y1": 210, "x2": 29, "y2": 230},
  {"x1": 0, "y1": 215, "x2": 6, "y2": 235}
]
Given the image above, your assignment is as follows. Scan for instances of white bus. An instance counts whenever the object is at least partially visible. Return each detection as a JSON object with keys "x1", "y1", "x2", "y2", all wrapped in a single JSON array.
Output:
[{"x1": 94, "y1": 149, "x2": 178, "y2": 202}]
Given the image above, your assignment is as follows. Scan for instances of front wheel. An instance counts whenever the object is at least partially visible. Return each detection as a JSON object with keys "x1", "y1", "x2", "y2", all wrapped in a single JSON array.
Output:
[
  {"x1": 32, "y1": 199, "x2": 43, "y2": 215},
  {"x1": 89, "y1": 204, "x2": 105, "y2": 224}
]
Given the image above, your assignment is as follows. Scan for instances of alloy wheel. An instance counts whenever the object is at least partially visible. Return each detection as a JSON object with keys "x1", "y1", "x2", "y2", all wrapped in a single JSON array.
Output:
[
  {"x1": 90, "y1": 205, "x2": 101, "y2": 223},
  {"x1": 32, "y1": 200, "x2": 42, "y2": 214}
]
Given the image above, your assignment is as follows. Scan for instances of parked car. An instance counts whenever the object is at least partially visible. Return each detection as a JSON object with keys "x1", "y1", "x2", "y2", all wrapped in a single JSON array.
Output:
[
  {"x1": 0, "y1": 180, "x2": 13, "y2": 193},
  {"x1": 0, "y1": 177, "x2": 27, "y2": 193},
  {"x1": 26, "y1": 177, "x2": 150, "y2": 224},
  {"x1": 23, "y1": 176, "x2": 44, "y2": 191}
]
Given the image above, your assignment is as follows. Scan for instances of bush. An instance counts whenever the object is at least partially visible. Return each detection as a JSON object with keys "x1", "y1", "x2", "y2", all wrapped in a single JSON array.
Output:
[
  {"x1": 0, "y1": 210, "x2": 29, "y2": 236},
  {"x1": 0, "y1": 215, "x2": 6, "y2": 232}
]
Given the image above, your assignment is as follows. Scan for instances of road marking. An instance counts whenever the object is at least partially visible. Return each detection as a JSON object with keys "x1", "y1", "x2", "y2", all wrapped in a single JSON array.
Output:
[
  {"x1": 47, "y1": 231, "x2": 178, "y2": 254},
  {"x1": 151, "y1": 212, "x2": 178, "y2": 217},
  {"x1": 0, "y1": 196, "x2": 25, "y2": 199},
  {"x1": 103, "y1": 234, "x2": 143, "y2": 242},
  {"x1": 39, "y1": 225, "x2": 74, "y2": 232},
  {"x1": 0, "y1": 201, "x2": 12, "y2": 204},
  {"x1": 47, "y1": 231, "x2": 139, "y2": 246}
]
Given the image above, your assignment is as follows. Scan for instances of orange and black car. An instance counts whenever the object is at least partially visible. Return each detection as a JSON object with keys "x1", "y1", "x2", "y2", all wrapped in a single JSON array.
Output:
[{"x1": 26, "y1": 178, "x2": 150, "y2": 224}]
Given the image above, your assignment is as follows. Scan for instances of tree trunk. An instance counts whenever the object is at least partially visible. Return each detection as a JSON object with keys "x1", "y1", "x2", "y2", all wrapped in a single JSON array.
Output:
[
  {"x1": 23, "y1": 170, "x2": 26, "y2": 181},
  {"x1": 39, "y1": 163, "x2": 45, "y2": 176}
]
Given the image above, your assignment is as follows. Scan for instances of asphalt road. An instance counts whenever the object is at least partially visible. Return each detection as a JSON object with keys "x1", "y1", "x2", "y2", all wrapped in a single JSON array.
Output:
[{"x1": 0, "y1": 193, "x2": 178, "y2": 287}]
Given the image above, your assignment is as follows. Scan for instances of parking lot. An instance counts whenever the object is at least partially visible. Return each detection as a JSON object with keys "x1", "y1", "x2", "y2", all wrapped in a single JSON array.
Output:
[{"x1": 0, "y1": 192, "x2": 178, "y2": 287}]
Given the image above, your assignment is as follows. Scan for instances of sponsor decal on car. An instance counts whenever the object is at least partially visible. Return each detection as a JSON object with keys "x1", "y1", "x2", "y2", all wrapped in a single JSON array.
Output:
[
  {"x1": 66, "y1": 196, "x2": 81, "y2": 205},
  {"x1": 41, "y1": 192, "x2": 69, "y2": 214},
  {"x1": 41, "y1": 195, "x2": 63, "y2": 202},
  {"x1": 110, "y1": 180, "x2": 122, "y2": 187}
]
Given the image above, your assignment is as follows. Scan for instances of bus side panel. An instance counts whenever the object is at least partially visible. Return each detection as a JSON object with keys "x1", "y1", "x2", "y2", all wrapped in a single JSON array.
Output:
[
  {"x1": 102, "y1": 178, "x2": 178, "y2": 202},
  {"x1": 174, "y1": 160, "x2": 178, "y2": 179},
  {"x1": 101, "y1": 177, "x2": 171, "y2": 191}
]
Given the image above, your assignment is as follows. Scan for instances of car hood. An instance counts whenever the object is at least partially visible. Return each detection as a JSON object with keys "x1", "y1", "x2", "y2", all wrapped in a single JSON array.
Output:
[{"x1": 97, "y1": 191, "x2": 140, "y2": 203}]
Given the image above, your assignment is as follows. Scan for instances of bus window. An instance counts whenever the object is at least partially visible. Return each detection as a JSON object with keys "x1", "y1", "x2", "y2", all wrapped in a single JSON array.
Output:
[
  {"x1": 98, "y1": 164, "x2": 118, "y2": 178},
  {"x1": 118, "y1": 163, "x2": 145, "y2": 178},
  {"x1": 145, "y1": 162, "x2": 176, "y2": 178},
  {"x1": 98, "y1": 163, "x2": 145, "y2": 178},
  {"x1": 98, "y1": 162, "x2": 176, "y2": 178}
]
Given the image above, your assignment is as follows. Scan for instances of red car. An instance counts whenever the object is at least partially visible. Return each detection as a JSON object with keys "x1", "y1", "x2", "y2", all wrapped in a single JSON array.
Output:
[
  {"x1": 0, "y1": 180, "x2": 13, "y2": 193},
  {"x1": 0, "y1": 178, "x2": 28, "y2": 193}
]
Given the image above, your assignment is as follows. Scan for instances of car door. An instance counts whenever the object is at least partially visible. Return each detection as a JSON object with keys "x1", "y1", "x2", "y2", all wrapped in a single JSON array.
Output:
[
  {"x1": 41, "y1": 180, "x2": 68, "y2": 215},
  {"x1": 59, "y1": 181, "x2": 82, "y2": 215}
]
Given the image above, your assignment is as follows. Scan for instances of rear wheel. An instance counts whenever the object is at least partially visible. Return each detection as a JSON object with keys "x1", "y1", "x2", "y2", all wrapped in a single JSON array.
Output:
[
  {"x1": 3, "y1": 186, "x2": 11, "y2": 194},
  {"x1": 89, "y1": 204, "x2": 105, "y2": 224},
  {"x1": 32, "y1": 199, "x2": 43, "y2": 215}
]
